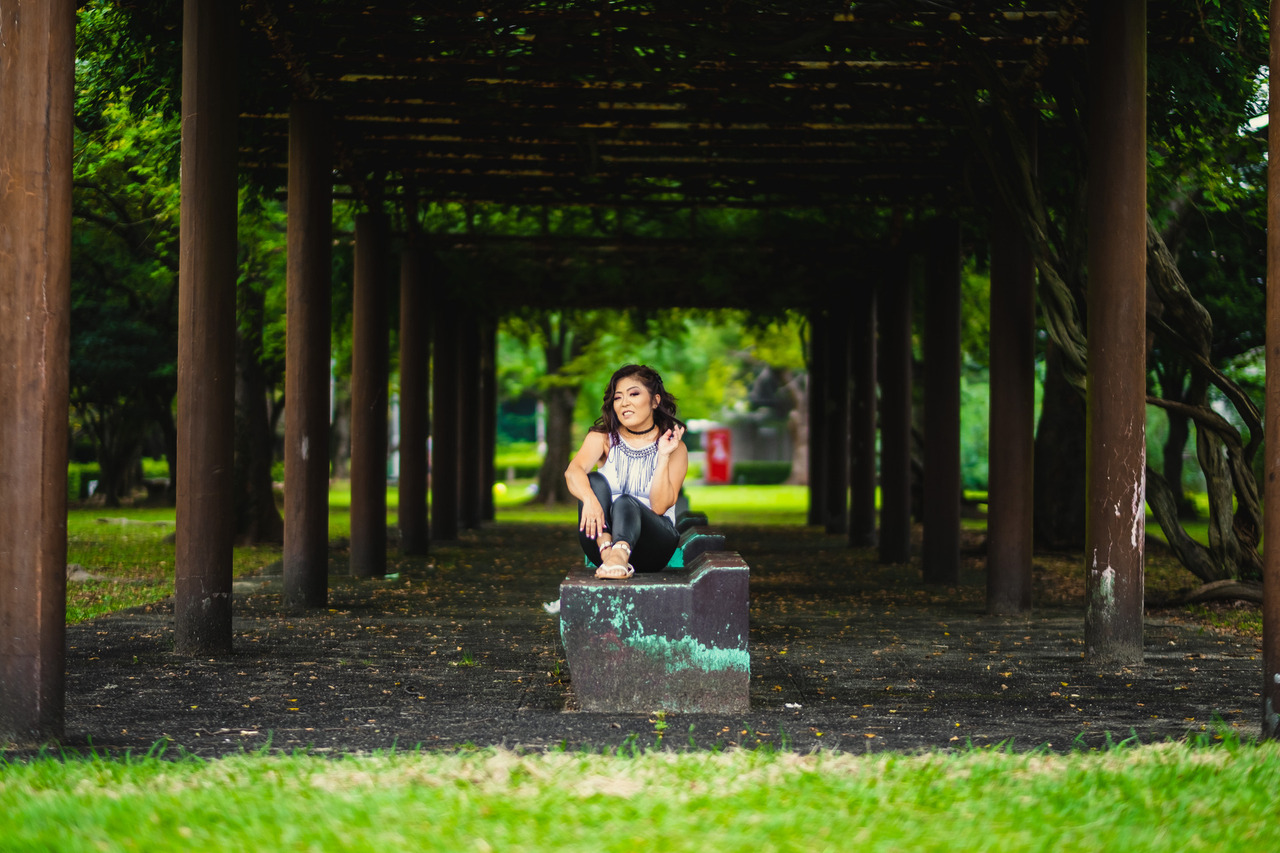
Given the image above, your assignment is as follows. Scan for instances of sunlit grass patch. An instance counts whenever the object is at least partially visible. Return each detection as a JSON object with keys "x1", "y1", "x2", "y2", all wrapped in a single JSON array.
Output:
[
  {"x1": 66, "y1": 508, "x2": 282, "y2": 623},
  {"x1": 1, "y1": 742, "x2": 1277, "y2": 852}
]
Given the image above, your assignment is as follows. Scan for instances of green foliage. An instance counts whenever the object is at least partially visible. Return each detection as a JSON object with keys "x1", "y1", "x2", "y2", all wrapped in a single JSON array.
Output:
[
  {"x1": 960, "y1": 365, "x2": 990, "y2": 491},
  {"x1": 729, "y1": 461, "x2": 792, "y2": 485},
  {"x1": 494, "y1": 444, "x2": 544, "y2": 479},
  {"x1": 500, "y1": 308, "x2": 808, "y2": 445},
  {"x1": 70, "y1": 3, "x2": 183, "y2": 502}
]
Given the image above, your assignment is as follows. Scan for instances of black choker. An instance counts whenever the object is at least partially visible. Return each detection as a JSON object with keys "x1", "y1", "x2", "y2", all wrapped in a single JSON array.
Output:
[{"x1": 623, "y1": 424, "x2": 656, "y2": 436}]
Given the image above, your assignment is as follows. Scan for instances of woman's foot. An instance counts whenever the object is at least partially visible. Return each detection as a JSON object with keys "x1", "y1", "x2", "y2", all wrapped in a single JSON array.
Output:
[{"x1": 595, "y1": 541, "x2": 634, "y2": 579}]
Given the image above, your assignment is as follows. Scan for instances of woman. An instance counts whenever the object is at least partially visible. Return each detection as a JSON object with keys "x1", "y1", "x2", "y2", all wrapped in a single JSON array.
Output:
[{"x1": 565, "y1": 364, "x2": 689, "y2": 579}]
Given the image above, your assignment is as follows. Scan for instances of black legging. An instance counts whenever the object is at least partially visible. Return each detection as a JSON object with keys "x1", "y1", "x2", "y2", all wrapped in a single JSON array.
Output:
[{"x1": 578, "y1": 471, "x2": 680, "y2": 572}]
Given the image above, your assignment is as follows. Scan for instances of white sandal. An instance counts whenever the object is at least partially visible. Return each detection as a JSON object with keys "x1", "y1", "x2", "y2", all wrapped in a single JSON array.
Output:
[{"x1": 595, "y1": 541, "x2": 634, "y2": 579}]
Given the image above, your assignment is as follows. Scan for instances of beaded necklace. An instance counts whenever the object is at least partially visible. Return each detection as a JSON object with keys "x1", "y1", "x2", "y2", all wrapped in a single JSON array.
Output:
[{"x1": 611, "y1": 432, "x2": 659, "y2": 497}]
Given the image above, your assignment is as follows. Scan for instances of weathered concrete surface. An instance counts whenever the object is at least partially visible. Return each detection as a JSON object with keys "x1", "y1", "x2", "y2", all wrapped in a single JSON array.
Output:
[
  {"x1": 10, "y1": 523, "x2": 1263, "y2": 757},
  {"x1": 560, "y1": 551, "x2": 749, "y2": 713}
]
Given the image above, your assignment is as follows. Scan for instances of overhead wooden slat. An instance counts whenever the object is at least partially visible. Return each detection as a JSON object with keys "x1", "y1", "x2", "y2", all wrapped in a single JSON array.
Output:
[{"x1": 239, "y1": 0, "x2": 1197, "y2": 208}]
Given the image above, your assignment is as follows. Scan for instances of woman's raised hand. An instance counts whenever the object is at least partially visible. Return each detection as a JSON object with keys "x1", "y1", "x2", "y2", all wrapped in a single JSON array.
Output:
[{"x1": 658, "y1": 425, "x2": 685, "y2": 457}]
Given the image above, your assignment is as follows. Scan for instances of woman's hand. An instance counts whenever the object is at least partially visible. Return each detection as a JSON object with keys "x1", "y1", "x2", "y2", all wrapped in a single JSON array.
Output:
[
  {"x1": 657, "y1": 425, "x2": 686, "y2": 457},
  {"x1": 579, "y1": 496, "x2": 607, "y2": 540}
]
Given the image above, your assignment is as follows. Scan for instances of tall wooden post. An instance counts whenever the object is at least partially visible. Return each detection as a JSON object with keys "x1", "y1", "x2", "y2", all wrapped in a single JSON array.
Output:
[
  {"x1": 399, "y1": 244, "x2": 430, "y2": 554},
  {"x1": 923, "y1": 219, "x2": 962, "y2": 585},
  {"x1": 0, "y1": 0, "x2": 73, "y2": 742},
  {"x1": 807, "y1": 311, "x2": 829, "y2": 526},
  {"x1": 481, "y1": 318, "x2": 499, "y2": 522},
  {"x1": 432, "y1": 303, "x2": 461, "y2": 541},
  {"x1": 1085, "y1": 0, "x2": 1147, "y2": 666},
  {"x1": 824, "y1": 309, "x2": 851, "y2": 535},
  {"x1": 988, "y1": 125, "x2": 1037, "y2": 615},
  {"x1": 1262, "y1": 0, "x2": 1280, "y2": 741},
  {"x1": 459, "y1": 313, "x2": 483, "y2": 529},
  {"x1": 283, "y1": 99, "x2": 333, "y2": 609},
  {"x1": 349, "y1": 212, "x2": 390, "y2": 577},
  {"x1": 850, "y1": 285, "x2": 878, "y2": 547},
  {"x1": 175, "y1": 0, "x2": 238, "y2": 655},
  {"x1": 879, "y1": 254, "x2": 914, "y2": 563}
]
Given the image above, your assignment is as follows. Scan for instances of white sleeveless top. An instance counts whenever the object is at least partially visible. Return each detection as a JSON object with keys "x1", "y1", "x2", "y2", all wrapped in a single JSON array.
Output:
[{"x1": 598, "y1": 432, "x2": 677, "y2": 527}]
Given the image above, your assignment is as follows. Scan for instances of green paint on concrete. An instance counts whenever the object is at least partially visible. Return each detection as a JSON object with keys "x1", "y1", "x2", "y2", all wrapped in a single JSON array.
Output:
[{"x1": 623, "y1": 632, "x2": 749, "y2": 675}]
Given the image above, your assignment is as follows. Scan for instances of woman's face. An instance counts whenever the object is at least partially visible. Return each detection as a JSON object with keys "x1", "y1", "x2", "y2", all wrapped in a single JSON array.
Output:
[{"x1": 612, "y1": 374, "x2": 658, "y2": 430}]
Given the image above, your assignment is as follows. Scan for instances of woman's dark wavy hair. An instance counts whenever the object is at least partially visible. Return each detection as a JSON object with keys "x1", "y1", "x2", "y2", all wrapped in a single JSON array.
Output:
[{"x1": 590, "y1": 364, "x2": 684, "y2": 438}]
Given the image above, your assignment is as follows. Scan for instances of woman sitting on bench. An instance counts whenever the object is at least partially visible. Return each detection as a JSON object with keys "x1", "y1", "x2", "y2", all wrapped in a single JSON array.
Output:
[{"x1": 565, "y1": 364, "x2": 688, "y2": 579}]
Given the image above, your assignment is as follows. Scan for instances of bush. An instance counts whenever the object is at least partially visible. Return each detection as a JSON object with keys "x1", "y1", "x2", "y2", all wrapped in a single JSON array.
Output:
[
  {"x1": 730, "y1": 460, "x2": 792, "y2": 485},
  {"x1": 68, "y1": 462, "x2": 101, "y2": 499},
  {"x1": 495, "y1": 443, "x2": 543, "y2": 479}
]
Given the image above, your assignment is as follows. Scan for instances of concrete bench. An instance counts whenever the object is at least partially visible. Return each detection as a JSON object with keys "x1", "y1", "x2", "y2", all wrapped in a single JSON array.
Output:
[{"x1": 559, "y1": 549, "x2": 750, "y2": 713}]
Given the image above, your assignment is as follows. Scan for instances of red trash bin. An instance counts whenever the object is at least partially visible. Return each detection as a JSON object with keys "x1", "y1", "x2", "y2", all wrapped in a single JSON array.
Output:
[{"x1": 705, "y1": 428, "x2": 732, "y2": 484}]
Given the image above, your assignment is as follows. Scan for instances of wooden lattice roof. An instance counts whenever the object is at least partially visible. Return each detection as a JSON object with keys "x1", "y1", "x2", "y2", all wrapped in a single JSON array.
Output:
[{"x1": 238, "y1": 1, "x2": 1196, "y2": 211}]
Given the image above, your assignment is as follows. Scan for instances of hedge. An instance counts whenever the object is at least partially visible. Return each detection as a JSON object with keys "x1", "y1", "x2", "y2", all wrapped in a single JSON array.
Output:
[{"x1": 730, "y1": 460, "x2": 792, "y2": 485}]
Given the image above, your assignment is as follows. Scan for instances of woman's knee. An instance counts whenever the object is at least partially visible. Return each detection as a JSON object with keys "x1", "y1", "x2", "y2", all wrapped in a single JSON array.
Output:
[
  {"x1": 611, "y1": 495, "x2": 645, "y2": 529},
  {"x1": 586, "y1": 471, "x2": 612, "y2": 503}
]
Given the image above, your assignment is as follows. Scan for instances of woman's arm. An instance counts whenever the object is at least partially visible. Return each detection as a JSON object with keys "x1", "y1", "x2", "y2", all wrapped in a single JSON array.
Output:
[
  {"x1": 648, "y1": 426, "x2": 689, "y2": 517},
  {"x1": 565, "y1": 430, "x2": 609, "y2": 539}
]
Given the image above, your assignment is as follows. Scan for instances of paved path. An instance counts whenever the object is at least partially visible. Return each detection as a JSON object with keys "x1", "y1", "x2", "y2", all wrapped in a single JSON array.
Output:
[{"x1": 52, "y1": 522, "x2": 1262, "y2": 757}]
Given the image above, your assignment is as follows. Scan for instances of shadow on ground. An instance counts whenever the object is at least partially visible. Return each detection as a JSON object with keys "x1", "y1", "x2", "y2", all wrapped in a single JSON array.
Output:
[{"x1": 39, "y1": 523, "x2": 1262, "y2": 757}]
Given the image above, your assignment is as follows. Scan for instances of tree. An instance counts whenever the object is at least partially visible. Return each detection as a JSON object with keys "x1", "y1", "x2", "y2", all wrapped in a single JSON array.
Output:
[
  {"x1": 71, "y1": 17, "x2": 183, "y2": 505},
  {"x1": 233, "y1": 194, "x2": 289, "y2": 544},
  {"x1": 966, "y1": 0, "x2": 1269, "y2": 581}
]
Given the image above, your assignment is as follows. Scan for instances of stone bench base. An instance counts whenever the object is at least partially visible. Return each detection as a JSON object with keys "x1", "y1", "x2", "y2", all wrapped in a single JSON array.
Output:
[{"x1": 559, "y1": 551, "x2": 749, "y2": 713}]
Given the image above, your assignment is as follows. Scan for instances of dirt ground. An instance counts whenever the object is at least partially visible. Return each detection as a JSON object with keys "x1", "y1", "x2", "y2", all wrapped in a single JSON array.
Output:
[{"x1": 16, "y1": 522, "x2": 1265, "y2": 758}]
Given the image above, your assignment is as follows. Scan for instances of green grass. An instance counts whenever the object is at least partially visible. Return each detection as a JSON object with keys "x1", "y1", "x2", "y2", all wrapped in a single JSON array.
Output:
[
  {"x1": 66, "y1": 510, "x2": 283, "y2": 624},
  {"x1": 490, "y1": 483, "x2": 810, "y2": 526},
  {"x1": 1, "y1": 741, "x2": 1277, "y2": 852},
  {"x1": 1186, "y1": 603, "x2": 1264, "y2": 637}
]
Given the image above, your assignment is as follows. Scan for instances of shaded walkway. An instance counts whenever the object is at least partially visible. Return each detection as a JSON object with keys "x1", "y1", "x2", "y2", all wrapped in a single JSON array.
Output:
[{"x1": 51, "y1": 524, "x2": 1260, "y2": 757}]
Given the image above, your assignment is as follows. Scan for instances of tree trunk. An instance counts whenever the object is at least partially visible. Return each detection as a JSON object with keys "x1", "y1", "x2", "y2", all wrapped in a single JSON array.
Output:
[
  {"x1": 1033, "y1": 342, "x2": 1087, "y2": 550},
  {"x1": 330, "y1": 380, "x2": 351, "y2": 480},
  {"x1": 534, "y1": 312, "x2": 585, "y2": 505},
  {"x1": 539, "y1": 384, "x2": 579, "y2": 505},
  {"x1": 233, "y1": 283, "x2": 284, "y2": 545},
  {"x1": 1154, "y1": 359, "x2": 1196, "y2": 518},
  {"x1": 149, "y1": 393, "x2": 178, "y2": 505},
  {"x1": 784, "y1": 369, "x2": 808, "y2": 485},
  {"x1": 89, "y1": 403, "x2": 144, "y2": 507},
  {"x1": 1163, "y1": 407, "x2": 1194, "y2": 517}
]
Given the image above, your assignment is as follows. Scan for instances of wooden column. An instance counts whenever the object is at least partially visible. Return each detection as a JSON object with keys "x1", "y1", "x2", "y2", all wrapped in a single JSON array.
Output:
[
  {"x1": 432, "y1": 303, "x2": 461, "y2": 541},
  {"x1": 1262, "y1": 0, "x2": 1280, "y2": 741},
  {"x1": 481, "y1": 319, "x2": 499, "y2": 522},
  {"x1": 459, "y1": 313, "x2": 483, "y2": 529},
  {"x1": 1084, "y1": 0, "x2": 1146, "y2": 666},
  {"x1": 879, "y1": 254, "x2": 914, "y2": 563},
  {"x1": 0, "y1": 0, "x2": 73, "y2": 742},
  {"x1": 923, "y1": 219, "x2": 962, "y2": 585},
  {"x1": 807, "y1": 311, "x2": 829, "y2": 526},
  {"x1": 283, "y1": 99, "x2": 332, "y2": 609},
  {"x1": 824, "y1": 309, "x2": 851, "y2": 535},
  {"x1": 349, "y1": 212, "x2": 390, "y2": 577},
  {"x1": 398, "y1": 244, "x2": 430, "y2": 555},
  {"x1": 175, "y1": 0, "x2": 238, "y2": 655},
  {"x1": 850, "y1": 285, "x2": 878, "y2": 547},
  {"x1": 988, "y1": 130, "x2": 1037, "y2": 615}
]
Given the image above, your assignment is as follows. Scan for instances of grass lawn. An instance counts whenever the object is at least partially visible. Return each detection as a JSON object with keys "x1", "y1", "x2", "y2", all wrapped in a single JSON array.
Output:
[
  {"x1": 38, "y1": 485, "x2": 1277, "y2": 848},
  {"x1": 2, "y1": 740, "x2": 1277, "y2": 852}
]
